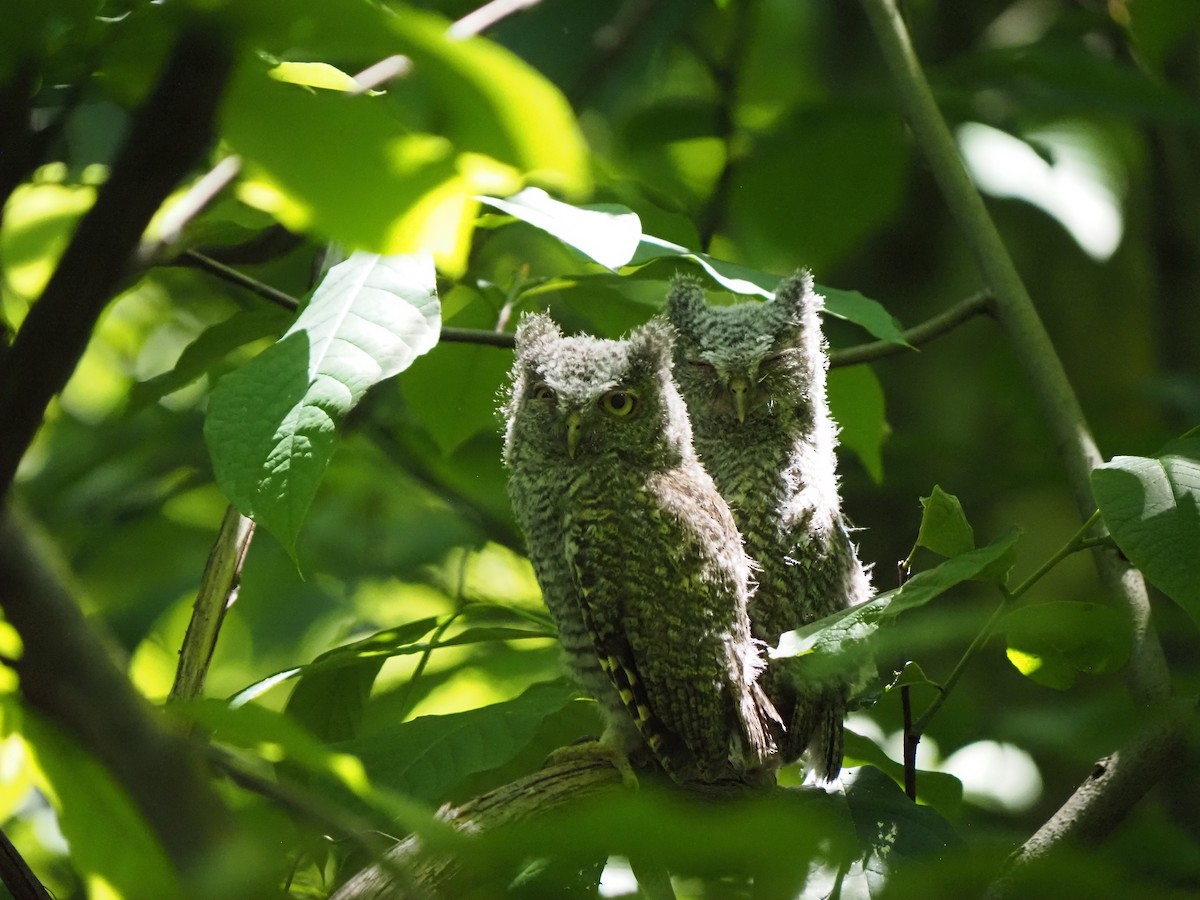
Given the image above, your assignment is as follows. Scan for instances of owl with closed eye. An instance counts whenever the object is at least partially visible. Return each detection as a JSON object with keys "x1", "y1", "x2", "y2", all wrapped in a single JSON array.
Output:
[
  {"x1": 666, "y1": 271, "x2": 872, "y2": 782},
  {"x1": 502, "y1": 314, "x2": 777, "y2": 785}
]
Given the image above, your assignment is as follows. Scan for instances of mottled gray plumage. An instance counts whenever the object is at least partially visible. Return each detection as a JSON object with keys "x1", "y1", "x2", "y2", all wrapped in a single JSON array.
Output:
[
  {"x1": 502, "y1": 314, "x2": 776, "y2": 785},
  {"x1": 666, "y1": 271, "x2": 872, "y2": 781}
]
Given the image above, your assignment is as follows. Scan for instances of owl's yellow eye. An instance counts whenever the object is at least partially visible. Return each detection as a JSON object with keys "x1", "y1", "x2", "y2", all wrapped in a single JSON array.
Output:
[
  {"x1": 530, "y1": 382, "x2": 556, "y2": 402},
  {"x1": 600, "y1": 389, "x2": 639, "y2": 417}
]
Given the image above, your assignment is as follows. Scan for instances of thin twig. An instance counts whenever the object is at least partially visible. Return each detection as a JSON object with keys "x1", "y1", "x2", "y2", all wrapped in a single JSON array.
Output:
[
  {"x1": 1006, "y1": 510, "x2": 1102, "y2": 602},
  {"x1": 136, "y1": 155, "x2": 243, "y2": 267},
  {"x1": 829, "y1": 290, "x2": 992, "y2": 367},
  {"x1": 169, "y1": 505, "x2": 256, "y2": 702},
  {"x1": 351, "y1": 56, "x2": 413, "y2": 94},
  {"x1": 449, "y1": 0, "x2": 545, "y2": 39},
  {"x1": 0, "y1": 26, "x2": 235, "y2": 501},
  {"x1": 912, "y1": 600, "x2": 1006, "y2": 736},
  {"x1": 182, "y1": 250, "x2": 301, "y2": 310},
  {"x1": 900, "y1": 685, "x2": 917, "y2": 800}
]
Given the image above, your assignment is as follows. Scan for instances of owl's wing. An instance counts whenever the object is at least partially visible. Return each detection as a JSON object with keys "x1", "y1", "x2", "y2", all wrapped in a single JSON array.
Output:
[{"x1": 567, "y1": 472, "x2": 773, "y2": 782}]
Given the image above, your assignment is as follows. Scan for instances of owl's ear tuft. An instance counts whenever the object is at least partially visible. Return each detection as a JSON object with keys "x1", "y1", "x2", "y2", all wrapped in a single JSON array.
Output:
[
  {"x1": 514, "y1": 313, "x2": 562, "y2": 355},
  {"x1": 665, "y1": 275, "x2": 707, "y2": 331},
  {"x1": 627, "y1": 318, "x2": 675, "y2": 371},
  {"x1": 772, "y1": 270, "x2": 824, "y2": 322}
]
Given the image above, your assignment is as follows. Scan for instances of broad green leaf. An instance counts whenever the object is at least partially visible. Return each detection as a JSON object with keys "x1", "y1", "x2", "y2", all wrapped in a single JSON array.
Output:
[
  {"x1": 822, "y1": 287, "x2": 912, "y2": 347},
  {"x1": 773, "y1": 529, "x2": 1021, "y2": 678},
  {"x1": 828, "y1": 364, "x2": 889, "y2": 483},
  {"x1": 1000, "y1": 602, "x2": 1132, "y2": 690},
  {"x1": 128, "y1": 306, "x2": 291, "y2": 410},
  {"x1": 386, "y1": 4, "x2": 589, "y2": 197},
  {"x1": 627, "y1": 235, "x2": 907, "y2": 342},
  {"x1": 205, "y1": 252, "x2": 441, "y2": 559},
  {"x1": 343, "y1": 679, "x2": 579, "y2": 803},
  {"x1": 841, "y1": 765, "x2": 963, "y2": 896},
  {"x1": 24, "y1": 714, "x2": 181, "y2": 898},
  {"x1": 223, "y1": 62, "x2": 516, "y2": 273},
  {"x1": 917, "y1": 486, "x2": 976, "y2": 557},
  {"x1": 400, "y1": 285, "x2": 517, "y2": 454},
  {"x1": 284, "y1": 615, "x2": 439, "y2": 744},
  {"x1": 1092, "y1": 437, "x2": 1200, "y2": 628},
  {"x1": 888, "y1": 661, "x2": 939, "y2": 689},
  {"x1": 842, "y1": 730, "x2": 962, "y2": 817},
  {"x1": 174, "y1": 699, "x2": 447, "y2": 839},
  {"x1": 480, "y1": 188, "x2": 643, "y2": 270}
]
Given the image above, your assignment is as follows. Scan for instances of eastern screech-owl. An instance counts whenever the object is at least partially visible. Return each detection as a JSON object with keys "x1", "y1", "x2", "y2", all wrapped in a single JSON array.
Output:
[
  {"x1": 502, "y1": 314, "x2": 777, "y2": 785},
  {"x1": 666, "y1": 271, "x2": 872, "y2": 781}
]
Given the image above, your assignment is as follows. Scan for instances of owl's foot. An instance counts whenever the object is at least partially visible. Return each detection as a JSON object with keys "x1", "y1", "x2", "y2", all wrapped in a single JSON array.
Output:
[{"x1": 546, "y1": 739, "x2": 640, "y2": 790}]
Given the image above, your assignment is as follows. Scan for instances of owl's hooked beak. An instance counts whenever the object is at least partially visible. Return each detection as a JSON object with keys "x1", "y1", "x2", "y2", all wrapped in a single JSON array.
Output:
[
  {"x1": 566, "y1": 410, "x2": 583, "y2": 458},
  {"x1": 729, "y1": 375, "x2": 750, "y2": 423}
]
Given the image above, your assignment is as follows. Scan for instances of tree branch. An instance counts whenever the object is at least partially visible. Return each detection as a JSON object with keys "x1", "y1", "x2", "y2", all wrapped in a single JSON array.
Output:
[
  {"x1": 169, "y1": 506, "x2": 256, "y2": 702},
  {"x1": 332, "y1": 756, "x2": 624, "y2": 899},
  {"x1": 828, "y1": 290, "x2": 992, "y2": 367},
  {"x1": 0, "y1": 25, "x2": 236, "y2": 501},
  {"x1": 857, "y1": 0, "x2": 1182, "y2": 878},
  {"x1": 449, "y1": 0, "x2": 545, "y2": 40},
  {"x1": 985, "y1": 698, "x2": 1197, "y2": 899},
  {"x1": 0, "y1": 507, "x2": 238, "y2": 882}
]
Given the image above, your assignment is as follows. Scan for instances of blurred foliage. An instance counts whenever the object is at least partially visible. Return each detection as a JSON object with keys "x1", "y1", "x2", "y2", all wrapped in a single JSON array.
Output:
[{"x1": 2, "y1": 0, "x2": 1200, "y2": 897}]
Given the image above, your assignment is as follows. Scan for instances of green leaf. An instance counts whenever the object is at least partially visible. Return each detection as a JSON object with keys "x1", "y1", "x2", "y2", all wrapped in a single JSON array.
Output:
[
  {"x1": 129, "y1": 306, "x2": 291, "y2": 410},
  {"x1": 629, "y1": 235, "x2": 906, "y2": 341},
  {"x1": 841, "y1": 766, "x2": 963, "y2": 896},
  {"x1": 400, "y1": 285, "x2": 518, "y2": 454},
  {"x1": 223, "y1": 62, "x2": 510, "y2": 274},
  {"x1": 1000, "y1": 602, "x2": 1132, "y2": 690},
  {"x1": 175, "y1": 699, "x2": 445, "y2": 838},
  {"x1": 828, "y1": 365, "x2": 889, "y2": 483},
  {"x1": 773, "y1": 529, "x2": 1021, "y2": 678},
  {"x1": 917, "y1": 486, "x2": 976, "y2": 557},
  {"x1": 24, "y1": 714, "x2": 181, "y2": 898},
  {"x1": 842, "y1": 730, "x2": 962, "y2": 817},
  {"x1": 822, "y1": 287, "x2": 912, "y2": 346},
  {"x1": 342, "y1": 679, "x2": 579, "y2": 804},
  {"x1": 1092, "y1": 437, "x2": 1200, "y2": 628},
  {"x1": 480, "y1": 188, "x2": 643, "y2": 271},
  {"x1": 205, "y1": 252, "x2": 441, "y2": 559}
]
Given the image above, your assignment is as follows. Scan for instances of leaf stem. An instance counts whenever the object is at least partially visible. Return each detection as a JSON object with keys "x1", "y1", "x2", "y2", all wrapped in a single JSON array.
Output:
[
  {"x1": 1007, "y1": 510, "x2": 1102, "y2": 601},
  {"x1": 912, "y1": 599, "x2": 1006, "y2": 736},
  {"x1": 169, "y1": 505, "x2": 256, "y2": 702}
]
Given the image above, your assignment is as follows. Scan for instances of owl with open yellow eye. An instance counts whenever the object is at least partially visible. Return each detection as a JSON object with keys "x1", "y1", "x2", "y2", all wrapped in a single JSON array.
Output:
[{"x1": 502, "y1": 314, "x2": 777, "y2": 786}]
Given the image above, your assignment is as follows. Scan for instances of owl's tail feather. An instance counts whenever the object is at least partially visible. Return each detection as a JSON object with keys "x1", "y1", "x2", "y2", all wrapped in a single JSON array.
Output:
[{"x1": 792, "y1": 690, "x2": 845, "y2": 783}]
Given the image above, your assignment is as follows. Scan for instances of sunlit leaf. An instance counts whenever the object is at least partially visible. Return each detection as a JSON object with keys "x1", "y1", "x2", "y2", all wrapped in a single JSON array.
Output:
[
  {"x1": 480, "y1": 188, "x2": 643, "y2": 270},
  {"x1": 205, "y1": 251, "x2": 441, "y2": 559},
  {"x1": 268, "y1": 61, "x2": 362, "y2": 92},
  {"x1": 1000, "y1": 601, "x2": 1132, "y2": 690},
  {"x1": 773, "y1": 530, "x2": 1021, "y2": 679},
  {"x1": 917, "y1": 486, "x2": 976, "y2": 557},
  {"x1": 1092, "y1": 437, "x2": 1200, "y2": 629}
]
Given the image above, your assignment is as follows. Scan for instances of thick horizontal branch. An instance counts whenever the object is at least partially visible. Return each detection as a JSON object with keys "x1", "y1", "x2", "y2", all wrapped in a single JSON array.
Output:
[
  {"x1": 332, "y1": 756, "x2": 624, "y2": 899},
  {"x1": 0, "y1": 26, "x2": 235, "y2": 500}
]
